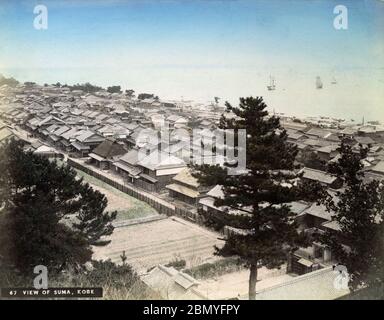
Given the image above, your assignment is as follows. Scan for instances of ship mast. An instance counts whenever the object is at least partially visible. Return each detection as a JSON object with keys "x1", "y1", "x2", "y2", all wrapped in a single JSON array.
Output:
[
  {"x1": 316, "y1": 76, "x2": 323, "y2": 89},
  {"x1": 267, "y1": 75, "x2": 276, "y2": 91}
]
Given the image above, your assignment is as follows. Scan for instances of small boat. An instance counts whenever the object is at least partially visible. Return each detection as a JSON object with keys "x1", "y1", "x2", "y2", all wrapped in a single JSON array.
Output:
[
  {"x1": 267, "y1": 76, "x2": 276, "y2": 91},
  {"x1": 331, "y1": 77, "x2": 337, "y2": 84},
  {"x1": 316, "y1": 76, "x2": 323, "y2": 89}
]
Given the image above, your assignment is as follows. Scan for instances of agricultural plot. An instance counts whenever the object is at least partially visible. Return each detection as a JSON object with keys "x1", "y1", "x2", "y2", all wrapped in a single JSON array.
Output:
[
  {"x1": 53, "y1": 159, "x2": 158, "y2": 221},
  {"x1": 75, "y1": 169, "x2": 158, "y2": 221},
  {"x1": 51, "y1": 160, "x2": 224, "y2": 275},
  {"x1": 93, "y1": 217, "x2": 224, "y2": 274}
]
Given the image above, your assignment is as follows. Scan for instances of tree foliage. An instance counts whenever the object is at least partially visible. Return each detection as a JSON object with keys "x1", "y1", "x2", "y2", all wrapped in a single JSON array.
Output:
[
  {"x1": 0, "y1": 74, "x2": 19, "y2": 88},
  {"x1": 138, "y1": 93, "x2": 155, "y2": 100},
  {"x1": 107, "y1": 85, "x2": 122, "y2": 94},
  {"x1": 300, "y1": 150, "x2": 326, "y2": 171},
  {"x1": 0, "y1": 140, "x2": 116, "y2": 274},
  {"x1": 69, "y1": 82, "x2": 104, "y2": 93},
  {"x1": 191, "y1": 97, "x2": 324, "y2": 299},
  {"x1": 24, "y1": 82, "x2": 36, "y2": 87},
  {"x1": 320, "y1": 141, "x2": 384, "y2": 292},
  {"x1": 125, "y1": 89, "x2": 135, "y2": 98},
  {"x1": 0, "y1": 258, "x2": 153, "y2": 299}
]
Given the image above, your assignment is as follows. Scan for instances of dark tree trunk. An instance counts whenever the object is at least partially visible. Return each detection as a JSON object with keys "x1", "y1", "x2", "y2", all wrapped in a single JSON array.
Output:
[{"x1": 249, "y1": 264, "x2": 258, "y2": 300}]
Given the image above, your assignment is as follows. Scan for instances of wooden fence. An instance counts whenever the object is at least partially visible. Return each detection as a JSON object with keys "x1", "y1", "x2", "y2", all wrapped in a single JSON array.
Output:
[{"x1": 67, "y1": 159, "x2": 198, "y2": 222}]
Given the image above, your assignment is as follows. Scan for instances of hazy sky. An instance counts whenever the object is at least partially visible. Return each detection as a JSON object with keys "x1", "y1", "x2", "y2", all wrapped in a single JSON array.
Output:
[{"x1": 0, "y1": 0, "x2": 383, "y2": 120}]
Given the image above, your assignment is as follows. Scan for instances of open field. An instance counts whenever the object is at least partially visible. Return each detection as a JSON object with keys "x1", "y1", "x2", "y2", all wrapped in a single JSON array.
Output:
[
  {"x1": 198, "y1": 267, "x2": 293, "y2": 300},
  {"x1": 75, "y1": 169, "x2": 158, "y2": 221},
  {"x1": 52, "y1": 159, "x2": 159, "y2": 221},
  {"x1": 93, "y1": 217, "x2": 224, "y2": 273},
  {"x1": 53, "y1": 160, "x2": 225, "y2": 275}
]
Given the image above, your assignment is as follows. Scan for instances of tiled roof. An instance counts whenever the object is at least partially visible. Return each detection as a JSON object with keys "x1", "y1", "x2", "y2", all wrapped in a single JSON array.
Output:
[
  {"x1": 371, "y1": 161, "x2": 384, "y2": 174},
  {"x1": 138, "y1": 151, "x2": 186, "y2": 171},
  {"x1": 92, "y1": 139, "x2": 126, "y2": 159},
  {"x1": 119, "y1": 149, "x2": 140, "y2": 165},
  {"x1": 301, "y1": 167, "x2": 337, "y2": 185},
  {"x1": 172, "y1": 168, "x2": 199, "y2": 188}
]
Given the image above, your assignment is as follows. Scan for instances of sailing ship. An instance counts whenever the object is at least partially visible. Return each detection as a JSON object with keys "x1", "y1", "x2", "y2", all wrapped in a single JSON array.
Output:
[
  {"x1": 316, "y1": 76, "x2": 323, "y2": 89},
  {"x1": 267, "y1": 76, "x2": 276, "y2": 91}
]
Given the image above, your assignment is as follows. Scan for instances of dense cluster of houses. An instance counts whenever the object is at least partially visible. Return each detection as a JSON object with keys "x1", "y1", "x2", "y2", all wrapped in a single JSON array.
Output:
[
  {"x1": 0, "y1": 82, "x2": 221, "y2": 192},
  {"x1": 1, "y1": 81, "x2": 383, "y2": 277}
]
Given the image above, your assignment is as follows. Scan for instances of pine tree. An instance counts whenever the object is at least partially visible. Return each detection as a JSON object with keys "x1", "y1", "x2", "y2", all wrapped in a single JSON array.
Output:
[
  {"x1": 300, "y1": 150, "x2": 326, "y2": 171},
  {"x1": 320, "y1": 141, "x2": 384, "y2": 293},
  {"x1": 0, "y1": 140, "x2": 116, "y2": 274},
  {"x1": 73, "y1": 183, "x2": 117, "y2": 246},
  {"x1": 192, "y1": 97, "x2": 323, "y2": 299}
]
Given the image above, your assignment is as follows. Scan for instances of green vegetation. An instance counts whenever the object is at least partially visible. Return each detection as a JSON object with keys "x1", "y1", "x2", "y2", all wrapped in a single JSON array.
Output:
[
  {"x1": 125, "y1": 89, "x2": 135, "y2": 97},
  {"x1": 0, "y1": 140, "x2": 153, "y2": 299},
  {"x1": 338, "y1": 285, "x2": 384, "y2": 300},
  {"x1": 0, "y1": 74, "x2": 19, "y2": 87},
  {"x1": 115, "y1": 207, "x2": 156, "y2": 221},
  {"x1": 24, "y1": 81, "x2": 36, "y2": 87},
  {"x1": 107, "y1": 85, "x2": 122, "y2": 94},
  {"x1": 0, "y1": 259, "x2": 159, "y2": 300},
  {"x1": 69, "y1": 82, "x2": 104, "y2": 93},
  {"x1": 138, "y1": 93, "x2": 156, "y2": 100},
  {"x1": 320, "y1": 141, "x2": 384, "y2": 292},
  {"x1": 184, "y1": 257, "x2": 243, "y2": 280},
  {"x1": 71, "y1": 167, "x2": 158, "y2": 221},
  {"x1": 192, "y1": 96, "x2": 324, "y2": 299},
  {"x1": 165, "y1": 256, "x2": 186, "y2": 270},
  {"x1": 51, "y1": 158, "x2": 158, "y2": 221},
  {"x1": 0, "y1": 140, "x2": 116, "y2": 274},
  {"x1": 300, "y1": 150, "x2": 326, "y2": 171}
]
